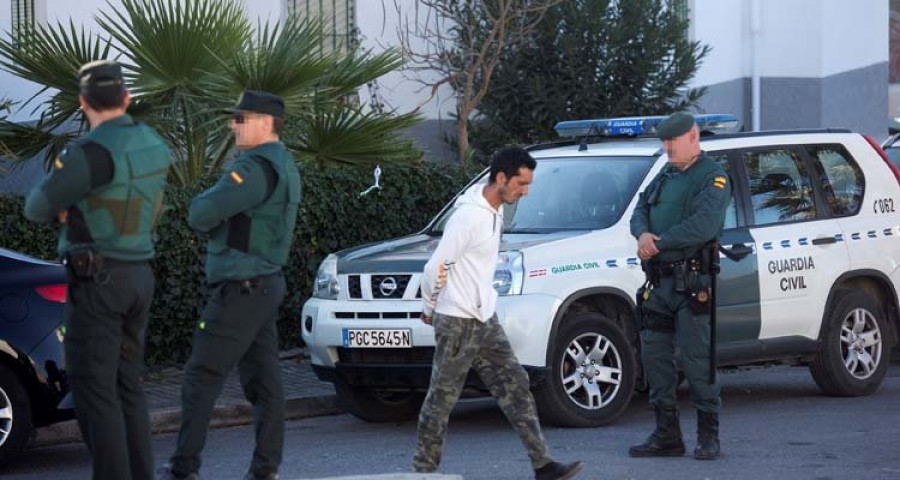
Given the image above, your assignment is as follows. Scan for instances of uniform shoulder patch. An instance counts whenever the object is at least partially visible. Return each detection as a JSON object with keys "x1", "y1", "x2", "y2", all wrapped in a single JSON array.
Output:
[{"x1": 712, "y1": 175, "x2": 727, "y2": 190}]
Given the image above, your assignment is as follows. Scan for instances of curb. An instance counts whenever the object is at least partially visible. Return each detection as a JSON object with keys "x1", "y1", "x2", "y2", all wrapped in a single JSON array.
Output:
[{"x1": 32, "y1": 394, "x2": 342, "y2": 448}]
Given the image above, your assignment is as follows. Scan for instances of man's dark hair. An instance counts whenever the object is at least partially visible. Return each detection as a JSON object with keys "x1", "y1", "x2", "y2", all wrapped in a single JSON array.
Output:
[
  {"x1": 272, "y1": 116, "x2": 284, "y2": 135},
  {"x1": 82, "y1": 85, "x2": 127, "y2": 111},
  {"x1": 489, "y1": 146, "x2": 537, "y2": 183}
]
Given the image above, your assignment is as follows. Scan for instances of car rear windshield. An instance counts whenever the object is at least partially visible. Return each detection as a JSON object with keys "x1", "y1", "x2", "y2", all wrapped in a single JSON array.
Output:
[{"x1": 428, "y1": 156, "x2": 656, "y2": 234}]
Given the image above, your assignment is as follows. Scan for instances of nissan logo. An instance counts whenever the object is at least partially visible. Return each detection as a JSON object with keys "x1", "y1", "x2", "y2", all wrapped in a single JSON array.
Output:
[{"x1": 379, "y1": 277, "x2": 399, "y2": 296}]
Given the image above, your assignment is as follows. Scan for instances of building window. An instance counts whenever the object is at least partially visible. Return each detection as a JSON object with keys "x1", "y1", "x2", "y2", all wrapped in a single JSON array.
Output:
[
  {"x1": 284, "y1": 0, "x2": 357, "y2": 54},
  {"x1": 11, "y1": 0, "x2": 37, "y2": 48}
]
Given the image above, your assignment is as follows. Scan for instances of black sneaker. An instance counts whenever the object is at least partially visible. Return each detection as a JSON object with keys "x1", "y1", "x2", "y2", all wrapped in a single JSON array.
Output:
[{"x1": 535, "y1": 461, "x2": 584, "y2": 480}]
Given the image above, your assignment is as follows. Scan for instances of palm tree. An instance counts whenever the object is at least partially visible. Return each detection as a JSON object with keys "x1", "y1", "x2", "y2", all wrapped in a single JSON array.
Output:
[{"x1": 0, "y1": 0, "x2": 421, "y2": 186}]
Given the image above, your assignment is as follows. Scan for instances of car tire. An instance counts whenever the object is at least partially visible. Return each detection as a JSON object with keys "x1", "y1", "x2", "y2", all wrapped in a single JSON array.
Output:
[
  {"x1": 0, "y1": 364, "x2": 32, "y2": 468},
  {"x1": 334, "y1": 379, "x2": 424, "y2": 423},
  {"x1": 534, "y1": 312, "x2": 636, "y2": 427},
  {"x1": 809, "y1": 289, "x2": 891, "y2": 397}
]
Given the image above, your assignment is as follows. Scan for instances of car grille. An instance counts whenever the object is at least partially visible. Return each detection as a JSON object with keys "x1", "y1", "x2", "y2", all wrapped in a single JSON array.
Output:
[
  {"x1": 334, "y1": 312, "x2": 420, "y2": 320},
  {"x1": 348, "y1": 275, "x2": 362, "y2": 299},
  {"x1": 346, "y1": 274, "x2": 414, "y2": 299},
  {"x1": 337, "y1": 347, "x2": 435, "y2": 364}
]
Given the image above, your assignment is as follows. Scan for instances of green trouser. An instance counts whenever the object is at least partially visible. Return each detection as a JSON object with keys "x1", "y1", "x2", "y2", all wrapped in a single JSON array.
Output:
[
  {"x1": 640, "y1": 275, "x2": 721, "y2": 413},
  {"x1": 65, "y1": 261, "x2": 155, "y2": 480},
  {"x1": 413, "y1": 313, "x2": 553, "y2": 472},
  {"x1": 171, "y1": 272, "x2": 286, "y2": 477}
]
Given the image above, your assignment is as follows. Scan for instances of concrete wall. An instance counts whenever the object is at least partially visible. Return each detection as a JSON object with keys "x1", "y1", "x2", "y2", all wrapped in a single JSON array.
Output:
[{"x1": 690, "y1": 0, "x2": 888, "y2": 138}]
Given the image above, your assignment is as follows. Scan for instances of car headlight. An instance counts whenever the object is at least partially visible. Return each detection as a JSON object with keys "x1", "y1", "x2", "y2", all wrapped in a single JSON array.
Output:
[
  {"x1": 493, "y1": 251, "x2": 524, "y2": 296},
  {"x1": 313, "y1": 254, "x2": 340, "y2": 300}
]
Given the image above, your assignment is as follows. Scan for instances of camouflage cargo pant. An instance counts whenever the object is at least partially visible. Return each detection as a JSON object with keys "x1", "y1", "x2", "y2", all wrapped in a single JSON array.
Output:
[{"x1": 413, "y1": 313, "x2": 553, "y2": 472}]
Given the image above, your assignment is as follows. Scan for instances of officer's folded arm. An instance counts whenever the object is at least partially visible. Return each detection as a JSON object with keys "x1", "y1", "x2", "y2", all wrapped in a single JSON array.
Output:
[
  {"x1": 24, "y1": 146, "x2": 96, "y2": 223},
  {"x1": 187, "y1": 159, "x2": 268, "y2": 233}
]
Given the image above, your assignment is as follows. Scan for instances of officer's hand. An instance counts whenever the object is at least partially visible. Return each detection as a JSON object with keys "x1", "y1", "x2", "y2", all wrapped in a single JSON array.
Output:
[
  {"x1": 637, "y1": 232, "x2": 661, "y2": 260},
  {"x1": 421, "y1": 313, "x2": 433, "y2": 326},
  {"x1": 57, "y1": 210, "x2": 68, "y2": 224}
]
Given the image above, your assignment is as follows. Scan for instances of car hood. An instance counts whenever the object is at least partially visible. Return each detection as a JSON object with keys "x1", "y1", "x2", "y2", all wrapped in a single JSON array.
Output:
[{"x1": 336, "y1": 231, "x2": 587, "y2": 274}]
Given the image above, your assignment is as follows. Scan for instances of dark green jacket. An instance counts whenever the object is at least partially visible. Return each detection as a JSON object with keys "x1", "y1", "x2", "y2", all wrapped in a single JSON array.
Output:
[
  {"x1": 24, "y1": 114, "x2": 171, "y2": 261},
  {"x1": 189, "y1": 141, "x2": 301, "y2": 284},
  {"x1": 630, "y1": 155, "x2": 732, "y2": 263}
]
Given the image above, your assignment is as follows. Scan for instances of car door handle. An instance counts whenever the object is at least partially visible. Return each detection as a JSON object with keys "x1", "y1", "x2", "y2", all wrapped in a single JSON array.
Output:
[
  {"x1": 812, "y1": 236, "x2": 837, "y2": 245},
  {"x1": 720, "y1": 243, "x2": 753, "y2": 261}
]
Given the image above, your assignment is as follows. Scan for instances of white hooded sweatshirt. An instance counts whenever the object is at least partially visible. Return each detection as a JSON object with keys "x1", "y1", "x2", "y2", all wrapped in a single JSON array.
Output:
[{"x1": 421, "y1": 185, "x2": 502, "y2": 322}]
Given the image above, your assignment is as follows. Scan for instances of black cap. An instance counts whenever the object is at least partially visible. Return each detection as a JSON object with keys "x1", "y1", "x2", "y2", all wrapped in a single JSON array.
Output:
[
  {"x1": 226, "y1": 90, "x2": 285, "y2": 117},
  {"x1": 77, "y1": 60, "x2": 124, "y2": 91},
  {"x1": 657, "y1": 112, "x2": 696, "y2": 140}
]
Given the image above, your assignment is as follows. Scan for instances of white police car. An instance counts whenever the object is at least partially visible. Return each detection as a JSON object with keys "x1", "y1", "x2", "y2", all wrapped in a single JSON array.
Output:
[{"x1": 301, "y1": 114, "x2": 900, "y2": 426}]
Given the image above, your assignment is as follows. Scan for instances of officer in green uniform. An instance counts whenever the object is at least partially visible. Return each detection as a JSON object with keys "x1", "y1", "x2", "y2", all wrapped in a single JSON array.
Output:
[
  {"x1": 24, "y1": 60, "x2": 171, "y2": 480},
  {"x1": 628, "y1": 112, "x2": 731, "y2": 461},
  {"x1": 158, "y1": 91, "x2": 301, "y2": 480}
]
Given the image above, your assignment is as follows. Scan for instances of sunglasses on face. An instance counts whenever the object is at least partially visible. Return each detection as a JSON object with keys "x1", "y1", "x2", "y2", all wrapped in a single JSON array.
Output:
[{"x1": 232, "y1": 113, "x2": 257, "y2": 124}]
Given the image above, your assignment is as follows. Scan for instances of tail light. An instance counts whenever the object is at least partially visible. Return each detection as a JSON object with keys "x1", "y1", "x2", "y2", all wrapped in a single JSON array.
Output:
[
  {"x1": 863, "y1": 134, "x2": 900, "y2": 185},
  {"x1": 35, "y1": 284, "x2": 67, "y2": 303}
]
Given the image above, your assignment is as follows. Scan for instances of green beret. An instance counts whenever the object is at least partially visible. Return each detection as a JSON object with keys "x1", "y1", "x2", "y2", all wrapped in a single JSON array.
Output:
[{"x1": 657, "y1": 112, "x2": 696, "y2": 140}]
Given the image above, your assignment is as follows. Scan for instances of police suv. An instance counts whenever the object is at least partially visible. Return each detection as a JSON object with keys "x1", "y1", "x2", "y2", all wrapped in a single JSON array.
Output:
[{"x1": 302, "y1": 115, "x2": 900, "y2": 426}]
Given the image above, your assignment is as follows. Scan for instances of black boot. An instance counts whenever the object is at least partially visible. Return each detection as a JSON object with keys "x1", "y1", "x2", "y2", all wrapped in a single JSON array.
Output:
[
  {"x1": 535, "y1": 461, "x2": 584, "y2": 480},
  {"x1": 694, "y1": 410, "x2": 720, "y2": 460},
  {"x1": 628, "y1": 406, "x2": 686, "y2": 457},
  {"x1": 156, "y1": 464, "x2": 199, "y2": 480}
]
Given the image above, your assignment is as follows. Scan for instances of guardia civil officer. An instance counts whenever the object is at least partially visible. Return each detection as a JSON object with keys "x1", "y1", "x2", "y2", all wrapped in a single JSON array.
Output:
[
  {"x1": 158, "y1": 91, "x2": 301, "y2": 480},
  {"x1": 415, "y1": 147, "x2": 583, "y2": 480},
  {"x1": 24, "y1": 60, "x2": 171, "y2": 480},
  {"x1": 628, "y1": 112, "x2": 732, "y2": 460}
]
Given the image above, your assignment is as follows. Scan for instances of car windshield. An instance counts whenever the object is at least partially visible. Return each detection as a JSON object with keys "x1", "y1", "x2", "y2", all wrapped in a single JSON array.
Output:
[{"x1": 428, "y1": 156, "x2": 656, "y2": 234}]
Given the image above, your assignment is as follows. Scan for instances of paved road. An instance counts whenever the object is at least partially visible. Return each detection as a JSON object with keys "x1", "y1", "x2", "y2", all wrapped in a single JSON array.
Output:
[{"x1": 4, "y1": 364, "x2": 900, "y2": 480}]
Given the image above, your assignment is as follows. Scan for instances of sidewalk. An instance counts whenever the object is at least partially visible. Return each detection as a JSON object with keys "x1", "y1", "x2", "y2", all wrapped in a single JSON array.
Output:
[{"x1": 33, "y1": 349, "x2": 342, "y2": 447}]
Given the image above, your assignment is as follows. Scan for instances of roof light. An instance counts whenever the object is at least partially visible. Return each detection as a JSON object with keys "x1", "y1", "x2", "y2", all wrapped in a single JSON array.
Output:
[{"x1": 554, "y1": 114, "x2": 742, "y2": 139}]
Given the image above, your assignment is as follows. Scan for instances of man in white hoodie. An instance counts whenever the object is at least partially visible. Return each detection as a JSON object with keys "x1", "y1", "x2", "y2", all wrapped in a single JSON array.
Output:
[{"x1": 414, "y1": 147, "x2": 583, "y2": 480}]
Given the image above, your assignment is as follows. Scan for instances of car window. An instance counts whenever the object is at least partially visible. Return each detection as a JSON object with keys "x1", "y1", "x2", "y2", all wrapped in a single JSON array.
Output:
[
  {"x1": 806, "y1": 145, "x2": 864, "y2": 216},
  {"x1": 429, "y1": 156, "x2": 656, "y2": 233},
  {"x1": 706, "y1": 153, "x2": 738, "y2": 230},
  {"x1": 885, "y1": 146, "x2": 900, "y2": 169},
  {"x1": 744, "y1": 148, "x2": 817, "y2": 226}
]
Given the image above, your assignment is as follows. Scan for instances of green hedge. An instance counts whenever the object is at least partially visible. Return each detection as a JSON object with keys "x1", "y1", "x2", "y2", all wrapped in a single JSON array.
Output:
[{"x1": 0, "y1": 160, "x2": 470, "y2": 365}]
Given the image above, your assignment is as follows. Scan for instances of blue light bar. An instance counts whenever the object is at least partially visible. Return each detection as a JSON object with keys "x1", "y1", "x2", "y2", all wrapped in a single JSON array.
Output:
[{"x1": 554, "y1": 114, "x2": 741, "y2": 139}]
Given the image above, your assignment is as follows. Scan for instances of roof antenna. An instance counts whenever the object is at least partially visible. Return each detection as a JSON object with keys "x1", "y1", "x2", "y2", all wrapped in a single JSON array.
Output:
[{"x1": 578, "y1": 123, "x2": 601, "y2": 152}]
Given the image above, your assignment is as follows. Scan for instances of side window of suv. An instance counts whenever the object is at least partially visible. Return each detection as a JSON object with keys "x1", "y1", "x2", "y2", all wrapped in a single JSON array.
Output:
[
  {"x1": 744, "y1": 148, "x2": 817, "y2": 226},
  {"x1": 806, "y1": 145, "x2": 864, "y2": 216},
  {"x1": 707, "y1": 153, "x2": 738, "y2": 230}
]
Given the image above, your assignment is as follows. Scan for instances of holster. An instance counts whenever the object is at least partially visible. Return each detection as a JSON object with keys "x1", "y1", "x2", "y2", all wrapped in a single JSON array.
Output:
[
  {"x1": 635, "y1": 287, "x2": 646, "y2": 331},
  {"x1": 65, "y1": 246, "x2": 106, "y2": 281},
  {"x1": 687, "y1": 269, "x2": 712, "y2": 315}
]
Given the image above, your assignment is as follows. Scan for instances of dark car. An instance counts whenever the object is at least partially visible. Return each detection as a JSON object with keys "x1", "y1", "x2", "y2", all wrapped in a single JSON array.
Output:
[{"x1": 0, "y1": 248, "x2": 73, "y2": 467}]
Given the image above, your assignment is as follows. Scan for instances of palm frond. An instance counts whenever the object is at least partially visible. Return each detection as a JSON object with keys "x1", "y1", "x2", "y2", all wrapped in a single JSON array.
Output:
[
  {"x1": 0, "y1": 19, "x2": 111, "y2": 130},
  {"x1": 204, "y1": 17, "x2": 333, "y2": 114},
  {"x1": 285, "y1": 107, "x2": 422, "y2": 166},
  {"x1": 97, "y1": 0, "x2": 250, "y2": 98}
]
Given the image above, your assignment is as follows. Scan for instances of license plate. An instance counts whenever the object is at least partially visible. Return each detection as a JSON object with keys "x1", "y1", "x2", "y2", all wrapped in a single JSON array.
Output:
[{"x1": 342, "y1": 328, "x2": 412, "y2": 348}]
